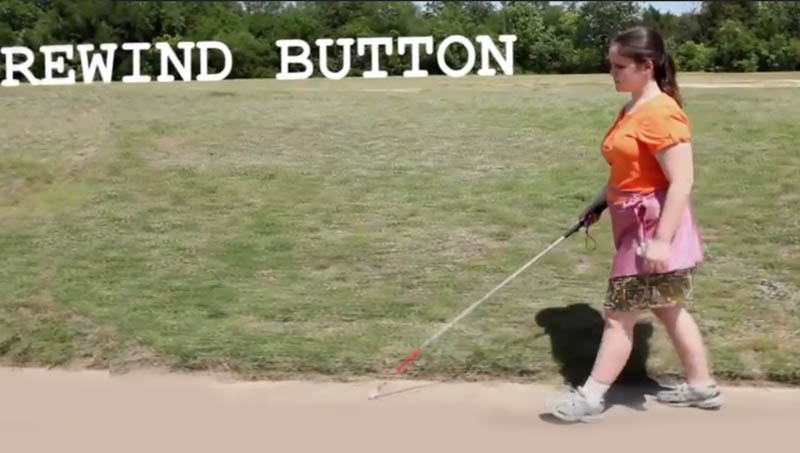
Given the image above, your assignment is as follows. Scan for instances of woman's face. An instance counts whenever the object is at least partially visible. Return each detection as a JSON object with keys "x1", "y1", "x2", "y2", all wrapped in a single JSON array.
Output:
[{"x1": 608, "y1": 44, "x2": 652, "y2": 93}]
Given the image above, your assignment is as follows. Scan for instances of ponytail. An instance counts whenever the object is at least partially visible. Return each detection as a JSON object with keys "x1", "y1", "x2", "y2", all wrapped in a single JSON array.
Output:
[{"x1": 655, "y1": 53, "x2": 682, "y2": 108}]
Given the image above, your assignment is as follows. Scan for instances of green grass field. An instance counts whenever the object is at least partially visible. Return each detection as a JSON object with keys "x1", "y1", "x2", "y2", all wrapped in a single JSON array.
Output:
[{"x1": 1, "y1": 72, "x2": 799, "y2": 385}]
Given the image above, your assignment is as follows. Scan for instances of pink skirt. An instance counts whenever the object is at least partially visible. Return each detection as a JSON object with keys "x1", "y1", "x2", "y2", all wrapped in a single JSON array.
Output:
[{"x1": 608, "y1": 190, "x2": 704, "y2": 278}]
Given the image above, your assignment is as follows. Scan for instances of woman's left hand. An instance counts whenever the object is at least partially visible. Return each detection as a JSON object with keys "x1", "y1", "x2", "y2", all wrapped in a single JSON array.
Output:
[{"x1": 641, "y1": 238, "x2": 670, "y2": 274}]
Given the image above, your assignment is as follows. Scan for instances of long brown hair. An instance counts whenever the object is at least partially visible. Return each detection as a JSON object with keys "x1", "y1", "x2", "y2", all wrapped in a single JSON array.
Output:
[{"x1": 612, "y1": 26, "x2": 682, "y2": 107}]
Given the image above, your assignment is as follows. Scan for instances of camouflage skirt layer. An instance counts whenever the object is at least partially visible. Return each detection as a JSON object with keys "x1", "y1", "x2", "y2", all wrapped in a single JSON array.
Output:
[{"x1": 605, "y1": 267, "x2": 695, "y2": 311}]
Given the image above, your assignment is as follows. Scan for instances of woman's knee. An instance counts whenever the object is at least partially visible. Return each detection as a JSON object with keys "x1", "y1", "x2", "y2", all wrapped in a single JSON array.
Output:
[
  {"x1": 652, "y1": 303, "x2": 683, "y2": 325},
  {"x1": 603, "y1": 309, "x2": 639, "y2": 334}
]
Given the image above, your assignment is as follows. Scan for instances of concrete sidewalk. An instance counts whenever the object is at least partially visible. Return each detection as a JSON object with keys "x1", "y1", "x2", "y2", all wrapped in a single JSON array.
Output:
[{"x1": 1, "y1": 367, "x2": 797, "y2": 453}]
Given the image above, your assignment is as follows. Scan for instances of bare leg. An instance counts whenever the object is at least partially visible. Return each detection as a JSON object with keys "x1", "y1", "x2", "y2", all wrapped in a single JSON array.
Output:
[
  {"x1": 652, "y1": 304, "x2": 715, "y2": 386},
  {"x1": 589, "y1": 309, "x2": 641, "y2": 384},
  {"x1": 548, "y1": 309, "x2": 642, "y2": 420}
]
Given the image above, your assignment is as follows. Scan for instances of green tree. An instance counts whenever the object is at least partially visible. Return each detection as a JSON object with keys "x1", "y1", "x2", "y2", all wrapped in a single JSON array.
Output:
[
  {"x1": 641, "y1": 5, "x2": 680, "y2": 41},
  {"x1": 675, "y1": 41, "x2": 715, "y2": 72},
  {"x1": 506, "y1": 1, "x2": 546, "y2": 72},
  {"x1": 697, "y1": 1, "x2": 760, "y2": 42},
  {"x1": 2, "y1": 0, "x2": 798, "y2": 80},
  {"x1": 712, "y1": 19, "x2": 761, "y2": 72},
  {"x1": 574, "y1": 1, "x2": 640, "y2": 72}
]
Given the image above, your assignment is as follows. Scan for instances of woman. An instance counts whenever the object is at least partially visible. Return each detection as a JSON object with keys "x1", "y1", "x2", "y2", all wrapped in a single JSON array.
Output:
[{"x1": 548, "y1": 26, "x2": 724, "y2": 422}]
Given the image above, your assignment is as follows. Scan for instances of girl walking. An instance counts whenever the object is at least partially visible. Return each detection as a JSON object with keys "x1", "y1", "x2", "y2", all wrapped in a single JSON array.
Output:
[{"x1": 549, "y1": 26, "x2": 724, "y2": 422}]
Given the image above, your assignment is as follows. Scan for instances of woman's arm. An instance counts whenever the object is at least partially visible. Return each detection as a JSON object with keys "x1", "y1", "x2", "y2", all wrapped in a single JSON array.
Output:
[
  {"x1": 642, "y1": 141, "x2": 694, "y2": 273},
  {"x1": 654, "y1": 141, "x2": 694, "y2": 242}
]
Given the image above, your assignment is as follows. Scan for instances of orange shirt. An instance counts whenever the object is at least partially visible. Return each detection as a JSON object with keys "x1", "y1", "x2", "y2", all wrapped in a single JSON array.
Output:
[{"x1": 601, "y1": 92, "x2": 691, "y2": 203}]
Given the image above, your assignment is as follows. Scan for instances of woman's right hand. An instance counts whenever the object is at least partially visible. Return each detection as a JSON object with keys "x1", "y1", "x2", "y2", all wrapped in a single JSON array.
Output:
[{"x1": 580, "y1": 200, "x2": 608, "y2": 227}]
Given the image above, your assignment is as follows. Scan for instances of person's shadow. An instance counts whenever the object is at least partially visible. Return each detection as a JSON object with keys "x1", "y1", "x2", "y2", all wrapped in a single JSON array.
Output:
[{"x1": 534, "y1": 303, "x2": 670, "y2": 422}]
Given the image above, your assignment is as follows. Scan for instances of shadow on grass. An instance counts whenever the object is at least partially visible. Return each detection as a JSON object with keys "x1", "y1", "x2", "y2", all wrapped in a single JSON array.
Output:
[{"x1": 535, "y1": 302, "x2": 670, "y2": 420}]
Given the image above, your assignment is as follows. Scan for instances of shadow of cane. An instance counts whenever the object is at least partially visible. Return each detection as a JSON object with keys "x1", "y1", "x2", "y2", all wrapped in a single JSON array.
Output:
[{"x1": 367, "y1": 382, "x2": 438, "y2": 401}]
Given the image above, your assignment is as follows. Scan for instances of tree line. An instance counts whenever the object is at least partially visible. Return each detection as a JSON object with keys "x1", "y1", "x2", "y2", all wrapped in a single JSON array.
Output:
[{"x1": 1, "y1": 1, "x2": 799, "y2": 81}]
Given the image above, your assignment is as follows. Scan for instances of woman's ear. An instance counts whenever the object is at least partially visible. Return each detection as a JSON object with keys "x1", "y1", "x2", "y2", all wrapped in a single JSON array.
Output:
[{"x1": 636, "y1": 59, "x2": 654, "y2": 76}]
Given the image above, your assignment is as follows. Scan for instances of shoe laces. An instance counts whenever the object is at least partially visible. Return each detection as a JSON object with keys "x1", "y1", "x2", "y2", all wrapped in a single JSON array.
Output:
[{"x1": 548, "y1": 386, "x2": 589, "y2": 409}]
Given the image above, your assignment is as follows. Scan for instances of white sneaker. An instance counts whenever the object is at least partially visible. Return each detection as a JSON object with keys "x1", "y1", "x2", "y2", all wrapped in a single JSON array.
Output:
[
  {"x1": 655, "y1": 383, "x2": 725, "y2": 409},
  {"x1": 547, "y1": 386, "x2": 605, "y2": 422}
]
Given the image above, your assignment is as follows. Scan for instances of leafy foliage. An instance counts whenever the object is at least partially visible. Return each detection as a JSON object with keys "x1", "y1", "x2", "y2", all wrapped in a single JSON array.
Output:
[{"x1": 1, "y1": 1, "x2": 799, "y2": 79}]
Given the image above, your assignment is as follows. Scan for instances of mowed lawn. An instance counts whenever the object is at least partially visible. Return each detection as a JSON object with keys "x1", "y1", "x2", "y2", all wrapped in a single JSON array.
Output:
[{"x1": 1, "y1": 72, "x2": 799, "y2": 384}]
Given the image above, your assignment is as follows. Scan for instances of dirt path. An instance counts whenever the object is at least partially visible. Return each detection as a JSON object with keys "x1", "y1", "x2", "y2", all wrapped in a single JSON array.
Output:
[
  {"x1": 1, "y1": 367, "x2": 797, "y2": 453},
  {"x1": 682, "y1": 80, "x2": 800, "y2": 88}
]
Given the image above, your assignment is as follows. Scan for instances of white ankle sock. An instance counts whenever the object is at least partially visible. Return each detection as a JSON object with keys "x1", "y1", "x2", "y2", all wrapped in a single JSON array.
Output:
[
  {"x1": 688, "y1": 380, "x2": 717, "y2": 389},
  {"x1": 580, "y1": 376, "x2": 611, "y2": 404}
]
